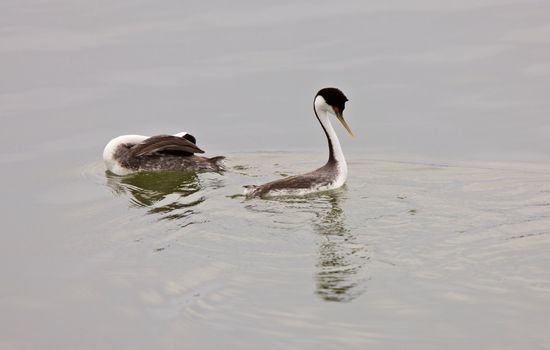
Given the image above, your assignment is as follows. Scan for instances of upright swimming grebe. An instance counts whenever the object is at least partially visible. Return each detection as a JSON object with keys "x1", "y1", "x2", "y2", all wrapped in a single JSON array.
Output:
[{"x1": 245, "y1": 87, "x2": 353, "y2": 197}]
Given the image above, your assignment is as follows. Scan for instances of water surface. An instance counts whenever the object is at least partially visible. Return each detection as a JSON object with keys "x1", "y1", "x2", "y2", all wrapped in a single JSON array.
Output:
[
  {"x1": 1, "y1": 0, "x2": 550, "y2": 349},
  {"x1": 2, "y1": 149, "x2": 550, "y2": 349}
]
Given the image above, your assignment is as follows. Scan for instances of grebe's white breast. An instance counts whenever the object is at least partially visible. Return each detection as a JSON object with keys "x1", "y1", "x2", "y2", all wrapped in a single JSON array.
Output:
[{"x1": 103, "y1": 135, "x2": 149, "y2": 175}]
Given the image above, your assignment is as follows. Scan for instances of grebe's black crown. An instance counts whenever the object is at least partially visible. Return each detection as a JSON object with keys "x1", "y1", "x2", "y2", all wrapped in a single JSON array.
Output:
[
  {"x1": 182, "y1": 133, "x2": 196, "y2": 145},
  {"x1": 316, "y1": 87, "x2": 348, "y2": 112}
]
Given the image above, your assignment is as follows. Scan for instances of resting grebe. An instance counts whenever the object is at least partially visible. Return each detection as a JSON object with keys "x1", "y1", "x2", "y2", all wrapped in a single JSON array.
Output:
[{"x1": 103, "y1": 132, "x2": 224, "y2": 175}]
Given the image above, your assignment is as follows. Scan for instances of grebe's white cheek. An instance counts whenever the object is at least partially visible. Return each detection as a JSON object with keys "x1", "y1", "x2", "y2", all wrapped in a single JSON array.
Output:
[{"x1": 314, "y1": 95, "x2": 331, "y2": 113}]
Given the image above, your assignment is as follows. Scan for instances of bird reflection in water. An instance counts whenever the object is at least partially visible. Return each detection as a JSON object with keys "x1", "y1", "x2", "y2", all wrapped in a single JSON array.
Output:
[
  {"x1": 313, "y1": 191, "x2": 369, "y2": 302},
  {"x1": 105, "y1": 171, "x2": 204, "y2": 224}
]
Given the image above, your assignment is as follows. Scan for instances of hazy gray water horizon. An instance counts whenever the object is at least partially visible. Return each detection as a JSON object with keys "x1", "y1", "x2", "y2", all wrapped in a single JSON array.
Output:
[{"x1": 1, "y1": 0, "x2": 550, "y2": 163}]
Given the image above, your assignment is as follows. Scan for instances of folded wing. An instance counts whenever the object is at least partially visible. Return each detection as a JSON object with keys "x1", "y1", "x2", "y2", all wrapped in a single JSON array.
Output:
[{"x1": 129, "y1": 135, "x2": 205, "y2": 157}]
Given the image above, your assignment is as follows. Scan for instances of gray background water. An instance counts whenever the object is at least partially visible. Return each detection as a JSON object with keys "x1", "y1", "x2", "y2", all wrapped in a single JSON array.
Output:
[
  {"x1": 1, "y1": 1, "x2": 550, "y2": 349},
  {"x1": 2, "y1": 0, "x2": 550, "y2": 161}
]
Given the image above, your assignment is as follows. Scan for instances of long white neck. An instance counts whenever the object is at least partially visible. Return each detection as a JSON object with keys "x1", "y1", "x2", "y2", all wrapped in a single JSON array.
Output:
[{"x1": 314, "y1": 97, "x2": 348, "y2": 182}]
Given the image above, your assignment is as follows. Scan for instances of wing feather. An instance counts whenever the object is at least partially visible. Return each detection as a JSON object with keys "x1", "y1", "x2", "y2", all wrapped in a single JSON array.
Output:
[{"x1": 129, "y1": 135, "x2": 205, "y2": 157}]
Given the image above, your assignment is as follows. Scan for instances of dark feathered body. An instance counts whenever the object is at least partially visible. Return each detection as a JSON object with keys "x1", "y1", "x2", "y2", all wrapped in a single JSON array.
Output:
[
  {"x1": 113, "y1": 146, "x2": 224, "y2": 173},
  {"x1": 245, "y1": 159, "x2": 338, "y2": 197},
  {"x1": 103, "y1": 133, "x2": 224, "y2": 175}
]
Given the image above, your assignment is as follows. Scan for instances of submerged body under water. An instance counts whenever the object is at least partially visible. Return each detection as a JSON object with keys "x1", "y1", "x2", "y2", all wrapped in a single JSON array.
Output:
[{"x1": 2, "y1": 151, "x2": 550, "y2": 349}]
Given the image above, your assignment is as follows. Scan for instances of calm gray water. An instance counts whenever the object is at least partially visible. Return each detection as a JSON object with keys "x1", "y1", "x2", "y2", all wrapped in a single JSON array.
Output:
[{"x1": 2, "y1": 1, "x2": 550, "y2": 349}]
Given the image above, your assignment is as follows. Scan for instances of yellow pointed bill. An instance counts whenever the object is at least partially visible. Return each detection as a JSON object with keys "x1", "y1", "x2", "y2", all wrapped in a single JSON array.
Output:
[{"x1": 333, "y1": 107, "x2": 354, "y2": 137}]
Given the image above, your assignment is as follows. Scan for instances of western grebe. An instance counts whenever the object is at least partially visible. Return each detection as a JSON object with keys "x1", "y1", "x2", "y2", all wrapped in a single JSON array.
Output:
[
  {"x1": 245, "y1": 87, "x2": 353, "y2": 197},
  {"x1": 103, "y1": 132, "x2": 224, "y2": 175}
]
